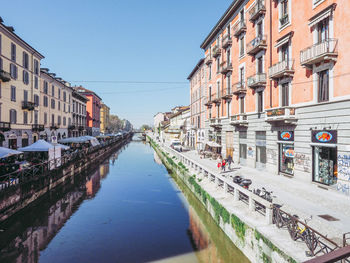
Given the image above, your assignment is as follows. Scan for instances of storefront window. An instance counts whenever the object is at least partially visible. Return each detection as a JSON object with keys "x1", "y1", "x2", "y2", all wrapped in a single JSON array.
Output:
[
  {"x1": 240, "y1": 144, "x2": 247, "y2": 160},
  {"x1": 313, "y1": 146, "x2": 337, "y2": 186},
  {"x1": 279, "y1": 143, "x2": 294, "y2": 175}
]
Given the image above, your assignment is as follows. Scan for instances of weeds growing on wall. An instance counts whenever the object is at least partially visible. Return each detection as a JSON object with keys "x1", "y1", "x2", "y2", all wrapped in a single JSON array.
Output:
[{"x1": 231, "y1": 214, "x2": 246, "y2": 241}]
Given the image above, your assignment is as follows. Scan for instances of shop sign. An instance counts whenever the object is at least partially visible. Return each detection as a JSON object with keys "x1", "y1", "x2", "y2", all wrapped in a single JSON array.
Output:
[
  {"x1": 278, "y1": 131, "x2": 294, "y2": 142},
  {"x1": 311, "y1": 130, "x2": 337, "y2": 144}
]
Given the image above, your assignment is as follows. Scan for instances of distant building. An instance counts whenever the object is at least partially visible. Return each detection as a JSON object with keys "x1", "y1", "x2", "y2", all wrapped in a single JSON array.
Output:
[
  {"x1": 40, "y1": 69, "x2": 73, "y2": 142},
  {"x1": 74, "y1": 86, "x2": 101, "y2": 136},
  {"x1": 71, "y1": 90, "x2": 88, "y2": 137},
  {"x1": 100, "y1": 102, "x2": 110, "y2": 134}
]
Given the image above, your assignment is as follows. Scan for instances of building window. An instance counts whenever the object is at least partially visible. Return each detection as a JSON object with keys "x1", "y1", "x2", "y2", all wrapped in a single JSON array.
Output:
[
  {"x1": 240, "y1": 67, "x2": 245, "y2": 85},
  {"x1": 318, "y1": 69, "x2": 329, "y2": 102},
  {"x1": 34, "y1": 111, "x2": 38, "y2": 124},
  {"x1": 240, "y1": 97, "x2": 245, "y2": 113},
  {"x1": 280, "y1": 0, "x2": 289, "y2": 27},
  {"x1": 44, "y1": 113, "x2": 47, "y2": 124},
  {"x1": 51, "y1": 99, "x2": 55, "y2": 109},
  {"x1": 58, "y1": 116, "x2": 61, "y2": 125},
  {"x1": 0, "y1": 34, "x2": 1, "y2": 55},
  {"x1": 10, "y1": 64, "x2": 18, "y2": 79},
  {"x1": 227, "y1": 49, "x2": 231, "y2": 64},
  {"x1": 23, "y1": 90, "x2": 28, "y2": 102},
  {"x1": 317, "y1": 18, "x2": 329, "y2": 43},
  {"x1": 52, "y1": 85, "x2": 55, "y2": 97},
  {"x1": 23, "y1": 111, "x2": 28, "y2": 124},
  {"x1": 23, "y1": 70, "x2": 29, "y2": 85},
  {"x1": 281, "y1": 83, "x2": 289, "y2": 106},
  {"x1": 58, "y1": 88, "x2": 61, "y2": 99},
  {"x1": 209, "y1": 64, "x2": 212, "y2": 80},
  {"x1": 64, "y1": 103, "x2": 66, "y2": 113},
  {"x1": 10, "y1": 109, "x2": 17, "y2": 124},
  {"x1": 44, "y1": 81, "x2": 48, "y2": 94},
  {"x1": 63, "y1": 117, "x2": 66, "y2": 126},
  {"x1": 34, "y1": 95, "x2": 39, "y2": 106},
  {"x1": 313, "y1": 146, "x2": 337, "y2": 186},
  {"x1": 34, "y1": 59, "x2": 39, "y2": 75},
  {"x1": 280, "y1": 143, "x2": 294, "y2": 175},
  {"x1": 63, "y1": 91, "x2": 66, "y2": 102},
  {"x1": 23, "y1": 52, "x2": 29, "y2": 69},
  {"x1": 257, "y1": 57, "x2": 263, "y2": 73},
  {"x1": 51, "y1": 114, "x2": 55, "y2": 125},
  {"x1": 34, "y1": 76, "x2": 38, "y2": 89},
  {"x1": 58, "y1": 101, "x2": 61, "y2": 111},
  {"x1": 11, "y1": 86, "x2": 16, "y2": 101},
  {"x1": 257, "y1": 91, "x2": 263, "y2": 112},
  {"x1": 216, "y1": 57, "x2": 220, "y2": 73},
  {"x1": 239, "y1": 35, "x2": 245, "y2": 56},
  {"x1": 11, "y1": 43, "x2": 16, "y2": 62},
  {"x1": 43, "y1": 96, "x2": 48, "y2": 107}
]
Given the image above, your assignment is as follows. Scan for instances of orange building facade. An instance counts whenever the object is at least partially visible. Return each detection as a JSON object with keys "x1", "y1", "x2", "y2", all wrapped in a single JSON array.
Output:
[{"x1": 198, "y1": 0, "x2": 350, "y2": 193}]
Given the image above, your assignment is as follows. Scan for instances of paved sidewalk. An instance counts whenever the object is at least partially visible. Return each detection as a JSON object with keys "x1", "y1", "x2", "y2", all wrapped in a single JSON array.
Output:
[{"x1": 181, "y1": 149, "x2": 350, "y2": 244}]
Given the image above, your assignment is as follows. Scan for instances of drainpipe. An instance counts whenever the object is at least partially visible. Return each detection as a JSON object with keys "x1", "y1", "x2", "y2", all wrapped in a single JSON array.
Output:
[{"x1": 269, "y1": 0, "x2": 273, "y2": 108}]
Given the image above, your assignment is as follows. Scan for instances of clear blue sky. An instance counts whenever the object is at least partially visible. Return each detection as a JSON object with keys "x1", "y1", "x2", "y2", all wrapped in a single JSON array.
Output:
[{"x1": 2, "y1": 0, "x2": 232, "y2": 128}]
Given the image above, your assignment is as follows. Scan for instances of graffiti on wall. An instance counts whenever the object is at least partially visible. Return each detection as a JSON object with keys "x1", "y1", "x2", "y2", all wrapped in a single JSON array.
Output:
[
  {"x1": 337, "y1": 155, "x2": 350, "y2": 196},
  {"x1": 267, "y1": 149, "x2": 277, "y2": 164},
  {"x1": 294, "y1": 153, "x2": 311, "y2": 173}
]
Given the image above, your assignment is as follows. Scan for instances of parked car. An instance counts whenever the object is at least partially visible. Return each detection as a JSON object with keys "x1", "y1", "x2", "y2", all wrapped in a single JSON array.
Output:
[{"x1": 170, "y1": 140, "x2": 182, "y2": 152}]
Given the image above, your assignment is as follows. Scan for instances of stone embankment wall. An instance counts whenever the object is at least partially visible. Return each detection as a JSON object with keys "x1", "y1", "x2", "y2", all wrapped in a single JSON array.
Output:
[
  {"x1": 0, "y1": 137, "x2": 131, "y2": 223},
  {"x1": 148, "y1": 136, "x2": 298, "y2": 263}
]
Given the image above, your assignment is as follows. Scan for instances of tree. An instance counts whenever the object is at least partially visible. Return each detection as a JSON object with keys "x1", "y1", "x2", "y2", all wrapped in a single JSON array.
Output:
[{"x1": 140, "y1": 124, "x2": 152, "y2": 131}]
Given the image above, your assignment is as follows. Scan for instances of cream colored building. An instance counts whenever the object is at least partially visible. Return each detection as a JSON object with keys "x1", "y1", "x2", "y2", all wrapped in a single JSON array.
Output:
[
  {"x1": 100, "y1": 102, "x2": 110, "y2": 134},
  {"x1": 0, "y1": 21, "x2": 44, "y2": 148},
  {"x1": 71, "y1": 90, "x2": 87, "y2": 137},
  {"x1": 39, "y1": 69, "x2": 73, "y2": 142}
]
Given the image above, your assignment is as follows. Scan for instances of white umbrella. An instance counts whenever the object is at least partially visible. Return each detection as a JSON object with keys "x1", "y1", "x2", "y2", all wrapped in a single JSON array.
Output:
[{"x1": 51, "y1": 143, "x2": 70, "y2": 150}]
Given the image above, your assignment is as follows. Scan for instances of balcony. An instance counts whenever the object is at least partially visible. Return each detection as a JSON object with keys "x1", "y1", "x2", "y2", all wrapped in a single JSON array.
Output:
[
  {"x1": 222, "y1": 35, "x2": 232, "y2": 49},
  {"x1": 50, "y1": 124, "x2": 60, "y2": 130},
  {"x1": 221, "y1": 88, "x2": 233, "y2": 100},
  {"x1": 68, "y1": 124, "x2": 76, "y2": 130},
  {"x1": 32, "y1": 124, "x2": 45, "y2": 132},
  {"x1": 269, "y1": 60, "x2": 294, "y2": 80},
  {"x1": 230, "y1": 114, "x2": 248, "y2": 126},
  {"x1": 249, "y1": 0, "x2": 266, "y2": 22},
  {"x1": 78, "y1": 125, "x2": 85, "y2": 131},
  {"x1": 0, "y1": 122, "x2": 11, "y2": 132},
  {"x1": 220, "y1": 62, "x2": 233, "y2": 75},
  {"x1": 205, "y1": 54, "x2": 213, "y2": 65},
  {"x1": 210, "y1": 118, "x2": 222, "y2": 128},
  {"x1": 22, "y1": 101, "x2": 36, "y2": 111},
  {"x1": 0, "y1": 70, "x2": 11, "y2": 82},
  {"x1": 300, "y1": 39, "x2": 338, "y2": 68},
  {"x1": 247, "y1": 73, "x2": 266, "y2": 89},
  {"x1": 233, "y1": 19, "x2": 247, "y2": 37},
  {"x1": 212, "y1": 46, "x2": 221, "y2": 58},
  {"x1": 212, "y1": 94, "x2": 221, "y2": 104},
  {"x1": 247, "y1": 35, "x2": 267, "y2": 55},
  {"x1": 265, "y1": 107, "x2": 297, "y2": 124},
  {"x1": 232, "y1": 81, "x2": 247, "y2": 95}
]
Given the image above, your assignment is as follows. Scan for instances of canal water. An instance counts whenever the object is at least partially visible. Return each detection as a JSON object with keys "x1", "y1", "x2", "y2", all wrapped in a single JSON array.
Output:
[{"x1": 0, "y1": 140, "x2": 250, "y2": 263}]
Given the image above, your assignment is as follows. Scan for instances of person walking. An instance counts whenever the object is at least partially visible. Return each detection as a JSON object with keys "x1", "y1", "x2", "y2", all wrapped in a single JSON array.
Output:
[
  {"x1": 227, "y1": 155, "x2": 232, "y2": 170},
  {"x1": 221, "y1": 158, "x2": 226, "y2": 173},
  {"x1": 217, "y1": 157, "x2": 222, "y2": 172}
]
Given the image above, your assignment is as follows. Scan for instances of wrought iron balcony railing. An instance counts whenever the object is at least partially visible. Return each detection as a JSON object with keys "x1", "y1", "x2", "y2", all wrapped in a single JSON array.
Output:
[
  {"x1": 247, "y1": 35, "x2": 267, "y2": 55},
  {"x1": 0, "y1": 70, "x2": 11, "y2": 82},
  {"x1": 32, "y1": 124, "x2": 45, "y2": 132},
  {"x1": 232, "y1": 81, "x2": 247, "y2": 95},
  {"x1": 22, "y1": 101, "x2": 36, "y2": 111},
  {"x1": 233, "y1": 19, "x2": 247, "y2": 37},
  {"x1": 247, "y1": 73, "x2": 266, "y2": 88},
  {"x1": 0, "y1": 122, "x2": 11, "y2": 132},
  {"x1": 249, "y1": 0, "x2": 266, "y2": 22}
]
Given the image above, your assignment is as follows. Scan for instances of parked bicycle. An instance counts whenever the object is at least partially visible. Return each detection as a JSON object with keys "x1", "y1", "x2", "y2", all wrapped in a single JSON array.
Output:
[{"x1": 287, "y1": 215, "x2": 318, "y2": 256}]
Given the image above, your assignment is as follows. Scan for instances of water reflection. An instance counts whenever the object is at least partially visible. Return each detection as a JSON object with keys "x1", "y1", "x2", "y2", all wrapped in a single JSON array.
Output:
[{"x1": 0, "y1": 142, "x2": 249, "y2": 263}]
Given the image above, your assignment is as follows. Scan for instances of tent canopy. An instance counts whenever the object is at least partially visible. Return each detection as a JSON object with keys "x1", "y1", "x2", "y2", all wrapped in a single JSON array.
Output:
[
  {"x1": 0, "y1": 147, "x2": 23, "y2": 158},
  {"x1": 206, "y1": 141, "x2": 222, "y2": 148},
  {"x1": 51, "y1": 143, "x2": 70, "y2": 150},
  {"x1": 18, "y1": 140, "x2": 54, "y2": 152}
]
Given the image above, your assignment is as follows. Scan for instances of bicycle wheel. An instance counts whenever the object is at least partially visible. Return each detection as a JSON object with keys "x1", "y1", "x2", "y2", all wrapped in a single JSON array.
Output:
[
  {"x1": 287, "y1": 220, "x2": 298, "y2": 241},
  {"x1": 304, "y1": 229, "x2": 318, "y2": 255}
]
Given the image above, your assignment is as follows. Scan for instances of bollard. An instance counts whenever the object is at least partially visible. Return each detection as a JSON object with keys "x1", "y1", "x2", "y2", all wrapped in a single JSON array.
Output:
[
  {"x1": 233, "y1": 188, "x2": 239, "y2": 202},
  {"x1": 265, "y1": 205, "x2": 273, "y2": 224},
  {"x1": 249, "y1": 193, "x2": 255, "y2": 212}
]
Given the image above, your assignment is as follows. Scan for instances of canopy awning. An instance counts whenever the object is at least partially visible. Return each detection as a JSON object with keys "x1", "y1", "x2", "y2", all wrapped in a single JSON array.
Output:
[
  {"x1": 18, "y1": 140, "x2": 54, "y2": 152},
  {"x1": 206, "y1": 141, "x2": 222, "y2": 148},
  {"x1": 51, "y1": 143, "x2": 70, "y2": 150},
  {"x1": 0, "y1": 147, "x2": 23, "y2": 158}
]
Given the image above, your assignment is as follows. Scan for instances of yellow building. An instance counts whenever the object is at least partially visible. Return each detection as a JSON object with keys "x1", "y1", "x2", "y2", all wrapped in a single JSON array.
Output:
[
  {"x1": 39, "y1": 69, "x2": 73, "y2": 142},
  {"x1": 100, "y1": 102, "x2": 110, "y2": 134},
  {"x1": 0, "y1": 20, "x2": 44, "y2": 148}
]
